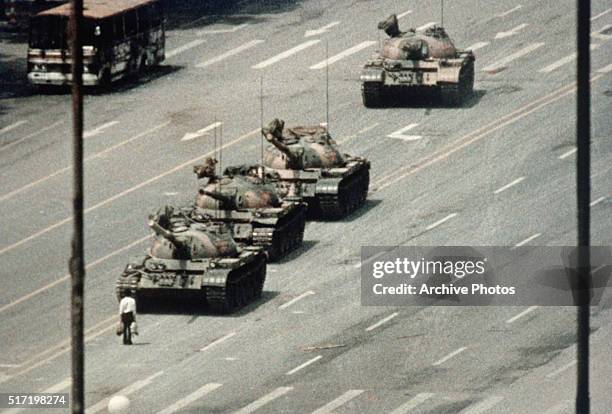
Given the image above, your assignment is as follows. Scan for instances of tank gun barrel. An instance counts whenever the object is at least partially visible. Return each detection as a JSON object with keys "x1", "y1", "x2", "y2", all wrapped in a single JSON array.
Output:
[
  {"x1": 148, "y1": 219, "x2": 182, "y2": 247},
  {"x1": 262, "y1": 131, "x2": 301, "y2": 164},
  {"x1": 199, "y1": 189, "x2": 243, "y2": 210}
]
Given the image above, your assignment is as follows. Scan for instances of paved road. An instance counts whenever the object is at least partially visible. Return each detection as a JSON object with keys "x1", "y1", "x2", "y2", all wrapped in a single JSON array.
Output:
[{"x1": 0, "y1": 0, "x2": 611, "y2": 413}]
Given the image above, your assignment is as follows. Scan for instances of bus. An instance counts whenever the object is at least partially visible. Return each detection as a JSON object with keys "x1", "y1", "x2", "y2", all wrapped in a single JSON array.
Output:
[{"x1": 27, "y1": 0, "x2": 165, "y2": 88}]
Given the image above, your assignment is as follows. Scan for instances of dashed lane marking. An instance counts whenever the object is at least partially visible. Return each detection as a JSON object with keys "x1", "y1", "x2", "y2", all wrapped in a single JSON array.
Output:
[
  {"x1": 165, "y1": 39, "x2": 206, "y2": 59},
  {"x1": 0, "y1": 120, "x2": 61, "y2": 153},
  {"x1": 365, "y1": 312, "x2": 399, "y2": 332},
  {"x1": 387, "y1": 123, "x2": 422, "y2": 141},
  {"x1": 83, "y1": 120, "x2": 119, "y2": 139},
  {"x1": 200, "y1": 332, "x2": 236, "y2": 352},
  {"x1": 425, "y1": 213, "x2": 457, "y2": 231},
  {"x1": 432, "y1": 347, "x2": 467, "y2": 366},
  {"x1": 558, "y1": 147, "x2": 577, "y2": 159},
  {"x1": 309, "y1": 41, "x2": 376, "y2": 69},
  {"x1": 198, "y1": 23, "x2": 248, "y2": 35},
  {"x1": 87, "y1": 371, "x2": 163, "y2": 414},
  {"x1": 494, "y1": 23, "x2": 529, "y2": 40},
  {"x1": 542, "y1": 400, "x2": 572, "y2": 414},
  {"x1": 482, "y1": 42, "x2": 544, "y2": 72},
  {"x1": 156, "y1": 383, "x2": 222, "y2": 414},
  {"x1": 196, "y1": 40, "x2": 264, "y2": 68},
  {"x1": 305, "y1": 21, "x2": 340, "y2": 37},
  {"x1": 506, "y1": 306, "x2": 539, "y2": 323},
  {"x1": 591, "y1": 8, "x2": 611, "y2": 21},
  {"x1": 310, "y1": 390, "x2": 365, "y2": 414},
  {"x1": 389, "y1": 393, "x2": 435, "y2": 414},
  {"x1": 496, "y1": 5, "x2": 522, "y2": 18},
  {"x1": 252, "y1": 40, "x2": 320, "y2": 69},
  {"x1": 538, "y1": 44, "x2": 601, "y2": 73},
  {"x1": 590, "y1": 196, "x2": 606, "y2": 207},
  {"x1": 0, "y1": 120, "x2": 27, "y2": 137},
  {"x1": 466, "y1": 41, "x2": 490, "y2": 52},
  {"x1": 278, "y1": 291, "x2": 315, "y2": 309},
  {"x1": 545, "y1": 360, "x2": 576, "y2": 379},
  {"x1": 494, "y1": 177, "x2": 525, "y2": 194},
  {"x1": 286, "y1": 355, "x2": 322, "y2": 375},
  {"x1": 596, "y1": 62, "x2": 612, "y2": 73},
  {"x1": 397, "y1": 10, "x2": 413, "y2": 19},
  {"x1": 234, "y1": 387, "x2": 294, "y2": 414},
  {"x1": 181, "y1": 121, "x2": 223, "y2": 141},
  {"x1": 459, "y1": 396, "x2": 504, "y2": 414},
  {"x1": 512, "y1": 233, "x2": 541, "y2": 248}
]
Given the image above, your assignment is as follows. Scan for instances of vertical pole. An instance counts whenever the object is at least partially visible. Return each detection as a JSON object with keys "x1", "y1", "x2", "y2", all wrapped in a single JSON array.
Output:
[
  {"x1": 576, "y1": 0, "x2": 591, "y2": 413},
  {"x1": 68, "y1": 0, "x2": 85, "y2": 413},
  {"x1": 325, "y1": 40, "x2": 329, "y2": 133},
  {"x1": 260, "y1": 76, "x2": 264, "y2": 183},
  {"x1": 441, "y1": 0, "x2": 444, "y2": 27}
]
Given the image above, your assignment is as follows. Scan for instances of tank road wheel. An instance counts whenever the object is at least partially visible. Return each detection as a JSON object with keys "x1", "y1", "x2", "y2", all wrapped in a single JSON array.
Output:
[{"x1": 362, "y1": 82, "x2": 383, "y2": 108}]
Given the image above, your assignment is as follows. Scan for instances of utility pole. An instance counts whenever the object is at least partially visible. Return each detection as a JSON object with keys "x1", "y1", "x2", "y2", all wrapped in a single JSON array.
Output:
[
  {"x1": 575, "y1": 0, "x2": 591, "y2": 413},
  {"x1": 69, "y1": 0, "x2": 85, "y2": 412}
]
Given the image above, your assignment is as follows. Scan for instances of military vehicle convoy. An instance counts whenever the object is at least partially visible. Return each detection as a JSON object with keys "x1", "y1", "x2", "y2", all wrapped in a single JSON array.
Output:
[
  {"x1": 260, "y1": 119, "x2": 370, "y2": 219},
  {"x1": 116, "y1": 206, "x2": 267, "y2": 313},
  {"x1": 360, "y1": 14, "x2": 475, "y2": 107},
  {"x1": 190, "y1": 157, "x2": 307, "y2": 261}
]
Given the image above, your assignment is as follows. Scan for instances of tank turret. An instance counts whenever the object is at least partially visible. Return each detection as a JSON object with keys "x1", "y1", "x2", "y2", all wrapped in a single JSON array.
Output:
[{"x1": 360, "y1": 14, "x2": 475, "y2": 107}]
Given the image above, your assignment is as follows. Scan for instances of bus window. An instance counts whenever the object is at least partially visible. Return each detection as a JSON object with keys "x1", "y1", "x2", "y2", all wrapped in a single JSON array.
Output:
[
  {"x1": 113, "y1": 14, "x2": 124, "y2": 40},
  {"x1": 150, "y1": 2, "x2": 162, "y2": 27},
  {"x1": 125, "y1": 9, "x2": 137, "y2": 37},
  {"x1": 29, "y1": 15, "x2": 68, "y2": 49},
  {"x1": 137, "y1": 6, "x2": 150, "y2": 32}
]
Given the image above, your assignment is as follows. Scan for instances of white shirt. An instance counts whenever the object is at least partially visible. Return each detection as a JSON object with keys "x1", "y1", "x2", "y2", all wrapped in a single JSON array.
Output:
[{"x1": 119, "y1": 296, "x2": 136, "y2": 314}]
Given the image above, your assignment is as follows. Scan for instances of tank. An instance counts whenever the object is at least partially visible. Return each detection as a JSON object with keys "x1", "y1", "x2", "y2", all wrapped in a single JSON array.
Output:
[
  {"x1": 116, "y1": 206, "x2": 267, "y2": 313},
  {"x1": 360, "y1": 14, "x2": 475, "y2": 107},
  {"x1": 189, "y1": 157, "x2": 307, "y2": 261},
  {"x1": 260, "y1": 119, "x2": 370, "y2": 219}
]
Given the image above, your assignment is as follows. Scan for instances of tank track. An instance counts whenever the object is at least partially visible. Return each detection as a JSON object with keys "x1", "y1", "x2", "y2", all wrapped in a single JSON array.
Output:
[
  {"x1": 318, "y1": 168, "x2": 370, "y2": 219},
  {"x1": 205, "y1": 257, "x2": 266, "y2": 314},
  {"x1": 115, "y1": 272, "x2": 140, "y2": 301},
  {"x1": 440, "y1": 62, "x2": 474, "y2": 106},
  {"x1": 252, "y1": 208, "x2": 306, "y2": 261},
  {"x1": 362, "y1": 82, "x2": 384, "y2": 108}
]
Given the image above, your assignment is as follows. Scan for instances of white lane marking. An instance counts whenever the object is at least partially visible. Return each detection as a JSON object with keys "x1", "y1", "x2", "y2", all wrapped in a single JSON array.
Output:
[
  {"x1": 590, "y1": 196, "x2": 606, "y2": 207},
  {"x1": 156, "y1": 383, "x2": 222, "y2": 414},
  {"x1": 506, "y1": 305, "x2": 539, "y2": 323},
  {"x1": 466, "y1": 41, "x2": 490, "y2": 52},
  {"x1": 425, "y1": 213, "x2": 457, "y2": 231},
  {"x1": 0, "y1": 120, "x2": 27, "y2": 136},
  {"x1": 0, "y1": 120, "x2": 62, "y2": 153},
  {"x1": 252, "y1": 40, "x2": 320, "y2": 69},
  {"x1": 592, "y1": 24, "x2": 612, "y2": 39},
  {"x1": 494, "y1": 23, "x2": 529, "y2": 39},
  {"x1": 310, "y1": 41, "x2": 377, "y2": 69},
  {"x1": 198, "y1": 23, "x2": 248, "y2": 35},
  {"x1": 591, "y1": 8, "x2": 611, "y2": 21},
  {"x1": 0, "y1": 128, "x2": 259, "y2": 257},
  {"x1": 539, "y1": 44, "x2": 601, "y2": 73},
  {"x1": 305, "y1": 21, "x2": 340, "y2": 37},
  {"x1": 86, "y1": 371, "x2": 163, "y2": 414},
  {"x1": 0, "y1": 364, "x2": 20, "y2": 368},
  {"x1": 286, "y1": 355, "x2": 322, "y2": 375},
  {"x1": 542, "y1": 400, "x2": 572, "y2": 414},
  {"x1": 235, "y1": 387, "x2": 294, "y2": 414},
  {"x1": 358, "y1": 122, "x2": 379, "y2": 134},
  {"x1": 310, "y1": 390, "x2": 365, "y2": 414},
  {"x1": 366, "y1": 312, "x2": 399, "y2": 331},
  {"x1": 181, "y1": 121, "x2": 223, "y2": 141},
  {"x1": 0, "y1": 120, "x2": 169, "y2": 202},
  {"x1": 596, "y1": 62, "x2": 612, "y2": 73},
  {"x1": 397, "y1": 10, "x2": 413, "y2": 19},
  {"x1": 459, "y1": 396, "x2": 504, "y2": 414},
  {"x1": 196, "y1": 39, "x2": 264, "y2": 68},
  {"x1": 494, "y1": 177, "x2": 525, "y2": 194},
  {"x1": 355, "y1": 249, "x2": 391, "y2": 269},
  {"x1": 389, "y1": 393, "x2": 435, "y2": 414},
  {"x1": 546, "y1": 360, "x2": 576, "y2": 379},
  {"x1": 432, "y1": 347, "x2": 467, "y2": 366},
  {"x1": 512, "y1": 233, "x2": 541, "y2": 248},
  {"x1": 482, "y1": 42, "x2": 545, "y2": 72},
  {"x1": 164, "y1": 191, "x2": 179, "y2": 196},
  {"x1": 416, "y1": 22, "x2": 437, "y2": 31},
  {"x1": 166, "y1": 39, "x2": 206, "y2": 58},
  {"x1": 1, "y1": 378, "x2": 71, "y2": 414},
  {"x1": 278, "y1": 291, "x2": 315, "y2": 309},
  {"x1": 83, "y1": 120, "x2": 119, "y2": 139},
  {"x1": 200, "y1": 332, "x2": 236, "y2": 352},
  {"x1": 496, "y1": 5, "x2": 522, "y2": 18},
  {"x1": 292, "y1": 310, "x2": 306, "y2": 314},
  {"x1": 387, "y1": 123, "x2": 422, "y2": 141},
  {"x1": 559, "y1": 147, "x2": 577, "y2": 159}
]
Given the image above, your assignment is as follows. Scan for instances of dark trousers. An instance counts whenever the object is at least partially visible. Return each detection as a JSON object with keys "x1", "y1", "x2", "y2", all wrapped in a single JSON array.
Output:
[{"x1": 121, "y1": 312, "x2": 134, "y2": 344}]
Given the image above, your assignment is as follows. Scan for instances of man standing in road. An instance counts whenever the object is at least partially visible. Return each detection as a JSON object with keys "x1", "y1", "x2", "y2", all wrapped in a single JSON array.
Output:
[{"x1": 118, "y1": 291, "x2": 137, "y2": 345}]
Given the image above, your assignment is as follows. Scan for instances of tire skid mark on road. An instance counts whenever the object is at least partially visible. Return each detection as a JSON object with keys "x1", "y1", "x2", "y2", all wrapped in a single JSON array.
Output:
[
  {"x1": 0, "y1": 129, "x2": 259, "y2": 257},
  {"x1": 0, "y1": 121, "x2": 170, "y2": 203},
  {"x1": 369, "y1": 72, "x2": 607, "y2": 193}
]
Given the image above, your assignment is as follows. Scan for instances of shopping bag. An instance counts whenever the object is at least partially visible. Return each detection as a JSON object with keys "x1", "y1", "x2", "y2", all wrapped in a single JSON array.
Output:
[
  {"x1": 116, "y1": 321, "x2": 124, "y2": 336},
  {"x1": 130, "y1": 321, "x2": 138, "y2": 335}
]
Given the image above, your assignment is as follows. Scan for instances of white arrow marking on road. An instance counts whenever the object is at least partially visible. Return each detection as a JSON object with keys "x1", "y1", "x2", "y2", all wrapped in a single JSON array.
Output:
[
  {"x1": 310, "y1": 390, "x2": 365, "y2": 414},
  {"x1": 387, "y1": 123, "x2": 422, "y2": 141},
  {"x1": 397, "y1": 10, "x2": 413, "y2": 19},
  {"x1": 198, "y1": 23, "x2": 248, "y2": 35},
  {"x1": 591, "y1": 24, "x2": 612, "y2": 39},
  {"x1": 389, "y1": 393, "x2": 435, "y2": 414},
  {"x1": 482, "y1": 42, "x2": 544, "y2": 72},
  {"x1": 278, "y1": 290, "x2": 315, "y2": 309},
  {"x1": 459, "y1": 396, "x2": 504, "y2": 414},
  {"x1": 86, "y1": 371, "x2": 163, "y2": 414},
  {"x1": 156, "y1": 383, "x2": 222, "y2": 414},
  {"x1": 494, "y1": 23, "x2": 529, "y2": 39},
  {"x1": 166, "y1": 39, "x2": 206, "y2": 58},
  {"x1": 310, "y1": 41, "x2": 376, "y2": 69},
  {"x1": 466, "y1": 41, "x2": 490, "y2": 52},
  {"x1": 252, "y1": 40, "x2": 320, "y2": 69},
  {"x1": 181, "y1": 121, "x2": 223, "y2": 141},
  {"x1": 196, "y1": 39, "x2": 264, "y2": 67},
  {"x1": 0, "y1": 120, "x2": 27, "y2": 137},
  {"x1": 591, "y1": 8, "x2": 611, "y2": 21},
  {"x1": 305, "y1": 21, "x2": 340, "y2": 37},
  {"x1": 496, "y1": 5, "x2": 522, "y2": 18},
  {"x1": 416, "y1": 22, "x2": 437, "y2": 31},
  {"x1": 539, "y1": 44, "x2": 601, "y2": 73},
  {"x1": 83, "y1": 120, "x2": 119, "y2": 138},
  {"x1": 235, "y1": 387, "x2": 294, "y2": 414}
]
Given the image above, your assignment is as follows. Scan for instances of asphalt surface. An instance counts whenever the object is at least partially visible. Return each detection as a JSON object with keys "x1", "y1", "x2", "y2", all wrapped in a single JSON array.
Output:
[{"x1": 0, "y1": 0, "x2": 611, "y2": 413}]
